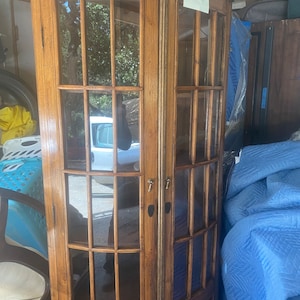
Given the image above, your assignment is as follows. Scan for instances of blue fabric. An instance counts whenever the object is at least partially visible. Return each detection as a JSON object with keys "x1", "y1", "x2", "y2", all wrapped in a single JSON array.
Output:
[
  {"x1": 226, "y1": 17, "x2": 251, "y2": 121},
  {"x1": 226, "y1": 141, "x2": 300, "y2": 200},
  {"x1": 222, "y1": 141, "x2": 300, "y2": 299},
  {"x1": 222, "y1": 210, "x2": 300, "y2": 300},
  {"x1": 0, "y1": 158, "x2": 47, "y2": 258}
]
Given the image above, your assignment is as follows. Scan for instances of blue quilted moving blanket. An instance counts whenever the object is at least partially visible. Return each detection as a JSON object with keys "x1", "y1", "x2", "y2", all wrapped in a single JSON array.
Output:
[{"x1": 222, "y1": 141, "x2": 300, "y2": 300}]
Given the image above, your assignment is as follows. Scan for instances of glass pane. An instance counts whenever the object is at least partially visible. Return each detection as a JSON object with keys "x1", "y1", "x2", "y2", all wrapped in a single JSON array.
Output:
[
  {"x1": 177, "y1": 7, "x2": 194, "y2": 86},
  {"x1": 210, "y1": 91, "x2": 220, "y2": 158},
  {"x1": 55, "y1": 0, "x2": 142, "y2": 299},
  {"x1": 117, "y1": 177, "x2": 140, "y2": 248},
  {"x1": 191, "y1": 235, "x2": 203, "y2": 293},
  {"x1": 173, "y1": 242, "x2": 188, "y2": 300},
  {"x1": 67, "y1": 175, "x2": 88, "y2": 245},
  {"x1": 71, "y1": 249, "x2": 89, "y2": 298},
  {"x1": 62, "y1": 91, "x2": 86, "y2": 170},
  {"x1": 177, "y1": 9, "x2": 212, "y2": 87},
  {"x1": 206, "y1": 228, "x2": 215, "y2": 282},
  {"x1": 176, "y1": 92, "x2": 192, "y2": 165},
  {"x1": 86, "y1": 1, "x2": 112, "y2": 86},
  {"x1": 215, "y1": 14, "x2": 225, "y2": 85},
  {"x1": 98, "y1": 253, "x2": 140, "y2": 300},
  {"x1": 58, "y1": 1, "x2": 83, "y2": 85},
  {"x1": 199, "y1": 12, "x2": 210, "y2": 85},
  {"x1": 208, "y1": 163, "x2": 217, "y2": 222},
  {"x1": 115, "y1": 3, "x2": 140, "y2": 86},
  {"x1": 94, "y1": 252, "x2": 115, "y2": 299},
  {"x1": 116, "y1": 93, "x2": 140, "y2": 172},
  {"x1": 196, "y1": 91, "x2": 208, "y2": 161},
  {"x1": 175, "y1": 169, "x2": 189, "y2": 239},
  {"x1": 71, "y1": 239, "x2": 141, "y2": 298},
  {"x1": 89, "y1": 92, "x2": 140, "y2": 172},
  {"x1": 89, "y1": 91, "x2": 113, "y2": 171},
  {"x1": 196, "y1": 91, "x2": 220, "y2": 161},
  {"x1": 98, "y1": 175, "x2": 140, "y2": 299},
  {"x1": 89, "y1": 91, "x2": 112, "y2": 117},
  {"x1": 92, "y1": 176, "x2": 114, "y2": 247},
  {"x1": 194, "y1": 166, "x2": 204, "y2": 232},
  {"x1": 119, "y1": 253, "x2": 140, "y2": 299}
]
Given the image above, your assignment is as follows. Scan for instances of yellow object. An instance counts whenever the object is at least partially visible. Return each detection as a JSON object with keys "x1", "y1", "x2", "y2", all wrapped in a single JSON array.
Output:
[{"x1": 0, "y1": 105, "x2": 36, "y2": 144}]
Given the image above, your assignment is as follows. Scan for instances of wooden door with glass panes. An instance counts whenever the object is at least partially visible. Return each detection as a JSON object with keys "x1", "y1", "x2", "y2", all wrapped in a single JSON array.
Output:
[
  {"x1": 31, "y1": 0, "x2": 230, "y2": 299},
  {"x1": 164, "y1": 1, "x2": 230, "y2": 299}
]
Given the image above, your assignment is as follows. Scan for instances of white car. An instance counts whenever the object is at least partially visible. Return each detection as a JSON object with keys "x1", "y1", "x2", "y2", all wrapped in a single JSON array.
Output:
[{"x1": 90, "y1": 116, "x2": 140, "y2": 171}]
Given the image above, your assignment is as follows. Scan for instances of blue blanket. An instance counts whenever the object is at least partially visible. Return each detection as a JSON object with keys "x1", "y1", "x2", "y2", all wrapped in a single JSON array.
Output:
[{"x1": 222, "y1": 141, "x2": 300, "y2": 300}]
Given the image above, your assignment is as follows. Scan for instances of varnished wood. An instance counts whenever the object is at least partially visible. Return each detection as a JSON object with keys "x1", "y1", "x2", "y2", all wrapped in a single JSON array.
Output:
[
  {"x1": 245, "y1": 19, "x2": 300, "y2": 144},
  {"x1": 31, "y1": 0, "x2": 71, "y2": 298},
  {"x1": 143, "y1": 0, "x2": 159, "y2": 298},
  {"x1": 163, "y1": 0, "x2": 177, "y2": 297},
  {"x1": 214, "y1": 2, "x2": 232, "y2": 297},
  {"x1": 157, "y1": 0, "x2": 170, "y2": 298},
  {"x1": 164, "y1": 1, "x2": 231, "y2": 300},
  {"x1": 210, "y1": 0, "x2": 228, "y2": 15}
]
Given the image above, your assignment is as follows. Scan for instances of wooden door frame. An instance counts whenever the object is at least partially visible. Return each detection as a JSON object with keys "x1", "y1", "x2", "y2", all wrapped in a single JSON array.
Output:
[
  {"x1": 31, "y1": 0, "x2": 70, "y2": 298},
  {"x1": 31, "y1": 0, "x2": 160, "y2": 298},
  {"x1": 163, "y1": 1, "x2": 232, "y2": 299}
]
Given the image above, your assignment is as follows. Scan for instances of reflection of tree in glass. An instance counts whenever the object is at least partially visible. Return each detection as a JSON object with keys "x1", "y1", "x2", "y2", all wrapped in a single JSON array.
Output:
[
  {"x1": 115, "y1": 19, "x2": 139, "y2": 86},
  {"x1": 58, "y1": 1, "x2": 139, "y2": 153},
  {"x1": 58, "y1": 1, "x2": 139, "y2": 88},
  {"x1": 59, "y1": 0, "x2": 82, "y2": 85},
  {"x1": 86, "y1": 3, "x2": 112, "y2": 86}
]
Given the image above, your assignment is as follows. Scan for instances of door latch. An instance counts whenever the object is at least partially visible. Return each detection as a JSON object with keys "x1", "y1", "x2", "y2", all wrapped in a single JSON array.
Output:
[
  {"x1": 147, "y1": 179, "x2": 154, "y2": 192},
  {"x1": 165, "y1": 177, "x2": 171, "y2": 190}
]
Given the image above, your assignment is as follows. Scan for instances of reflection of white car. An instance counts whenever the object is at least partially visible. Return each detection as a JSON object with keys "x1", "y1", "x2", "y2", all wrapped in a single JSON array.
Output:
[{"x1": 90, "y1": 116, "x2": 140, "y2": 171}]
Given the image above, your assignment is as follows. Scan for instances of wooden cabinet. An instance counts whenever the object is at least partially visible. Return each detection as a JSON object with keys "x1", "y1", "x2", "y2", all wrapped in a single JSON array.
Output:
[
  {"x1": 245, "y1": 18, "x2": 300, "y2": 144},
  {"x1": 31, "y1": 0, "x2": 231, "y2": 299}
]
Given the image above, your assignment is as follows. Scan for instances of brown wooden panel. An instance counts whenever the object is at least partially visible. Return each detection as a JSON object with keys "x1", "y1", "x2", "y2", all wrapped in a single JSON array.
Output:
[
  {"x1": 245, "y1": 19, "x2": 300, "y2": 145},
  {"x1": 267, "y1": 20, "x2": 300, "y2": 141},
  {"x1": 210, "y1": 0, "x2": 228, "y2": 14}
]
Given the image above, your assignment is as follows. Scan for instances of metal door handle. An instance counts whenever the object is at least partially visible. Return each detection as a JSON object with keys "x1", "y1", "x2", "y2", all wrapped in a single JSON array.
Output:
[{"x1": 147, "y1": 179, "x2": 154, "y2": 192}]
